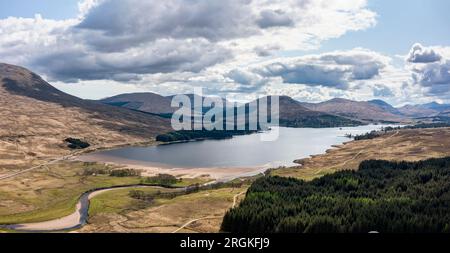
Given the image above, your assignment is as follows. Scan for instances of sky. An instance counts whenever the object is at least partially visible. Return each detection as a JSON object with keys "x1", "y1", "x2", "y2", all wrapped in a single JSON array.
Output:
[{"x1": 0, "y1": 0, "x2": 449, "y2": 106}]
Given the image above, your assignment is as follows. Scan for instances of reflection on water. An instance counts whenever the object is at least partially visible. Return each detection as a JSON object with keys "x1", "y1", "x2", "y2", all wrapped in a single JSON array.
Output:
[{"x1": 84, "y1": 125, "x2": 394, "y2": 168}]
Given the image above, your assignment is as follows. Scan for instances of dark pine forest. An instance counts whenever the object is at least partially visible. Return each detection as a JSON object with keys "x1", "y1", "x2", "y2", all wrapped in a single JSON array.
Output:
[{"x1": 221, "y1": 157, "x2": 450, "y2": 233}]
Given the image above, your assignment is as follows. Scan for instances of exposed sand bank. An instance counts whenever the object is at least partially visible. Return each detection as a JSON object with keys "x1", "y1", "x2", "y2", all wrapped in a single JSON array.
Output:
[
  {"x1": 76, "y1": 153, "x2": 269, "y2": 182},
  {"x1": 4, "y1": 185, "x2": 166, "y2": 232}
]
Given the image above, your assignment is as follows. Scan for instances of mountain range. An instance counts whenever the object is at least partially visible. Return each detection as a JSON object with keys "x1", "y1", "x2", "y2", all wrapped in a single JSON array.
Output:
[
  {"x1": 100, "y1": 90, "x2": 450, "y2": 125},
  {"x1": 398, "y1": 102, "x2": 450, "y2": 118},
  {"x1": 2, "y1": 62, "x2": 450, "y2": 156},
  {"x1": 102, "y1": 93, "x2": 364, "y2": 128},
  {"x1": 103, "y1": 92, "x2": 450, "y2": 126},
  {"x1": 300, "y1": 98, "x2": 408, "y2": 123}
]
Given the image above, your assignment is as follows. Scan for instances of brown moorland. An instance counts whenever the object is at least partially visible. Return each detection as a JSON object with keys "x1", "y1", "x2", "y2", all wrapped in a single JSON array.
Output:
[
  {"x1": 0, "y1": 63, "x2": 171, "y2": 176},
  {"x1": 273, "y1": 127, "x2": 450, "y2": 180}
]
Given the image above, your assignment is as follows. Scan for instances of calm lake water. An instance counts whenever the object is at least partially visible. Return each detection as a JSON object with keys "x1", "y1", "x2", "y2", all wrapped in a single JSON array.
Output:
[{"x1": 82, "y1": 125, "x2": 395, "y2": 169}]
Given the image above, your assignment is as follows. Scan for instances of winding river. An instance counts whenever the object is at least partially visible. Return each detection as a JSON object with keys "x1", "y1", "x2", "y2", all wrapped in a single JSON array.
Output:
[{"x1": 4, "y1": 185, "x2": 183, "y2": 232}]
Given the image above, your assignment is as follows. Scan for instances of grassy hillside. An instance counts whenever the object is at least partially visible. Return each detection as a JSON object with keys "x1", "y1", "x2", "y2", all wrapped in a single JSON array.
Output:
[
  {"x1": 303, "y1": 98, "x2": 408, "y2": 123},
  {"x1": 0, "y1": 63, "x2": 170, "y2": 171}
]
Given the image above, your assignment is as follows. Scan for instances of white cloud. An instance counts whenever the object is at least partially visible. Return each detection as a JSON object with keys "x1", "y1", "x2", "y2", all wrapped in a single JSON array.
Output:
[
  {"x1": 0, "y1": 0, "x2": 377, "y2": 84},
  {"x1": 407, "y1": 43, "x2": 442, "y2": 63},
  {"x1": 372, "y1": 84, "x2": 394, "y2": 97},
  {"x1": 406, "y1": 44, "x2": 450, "y2": 98},
  {"x1": 77, "y1": 0, "x2": 103, "y2": 17},
  {"x1": 9, "y1": 1, "x2": 449, "y2": 106},
  {"x1": 411, "y1": 60, "x2": 450, "y2": 95},
  {"x1": 256, "y1": 10, "x2": 294, "y2": 28},
  {"x1": 0, "y1": 16, "x2": 78, "y2": 67},
  {"x1": 226, "y1": 48, "x2": 390, "y2": 90}
]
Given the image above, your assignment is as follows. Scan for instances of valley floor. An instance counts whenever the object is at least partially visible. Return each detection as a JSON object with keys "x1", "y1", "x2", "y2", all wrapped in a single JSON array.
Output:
[
  {"x1": 77, "y1": 186, "x2": 247, "y2": 233},
  {"x1": 1, "y1": 127, "x2": 450, "y2": 233}
]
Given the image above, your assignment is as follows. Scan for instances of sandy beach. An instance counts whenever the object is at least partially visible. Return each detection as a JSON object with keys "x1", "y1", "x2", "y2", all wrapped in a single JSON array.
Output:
[
  {"x1": 76, "y1": 153, "x2": 269, "y2": 182},
  {"x1": 5, "y1": 186, "x2": 167, "y2": 232}
]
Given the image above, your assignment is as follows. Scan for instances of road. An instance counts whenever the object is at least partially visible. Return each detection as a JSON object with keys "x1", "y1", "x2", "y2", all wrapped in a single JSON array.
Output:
[
  {"x1": 340, "y1": 130, "x2": 399, "y2": 167},
  {"x1": 171, "y1": 216, "x2": 219, "y2": 233},
  {"x1": 0, "y1": 140, "x2": 151, "y2": 182},
  {"x1": 315, "y1": 131, "x2": 400, "y2": 175},
  {"x1": 172, "y1": 190, "x2": 246, "y2": 233},
  {"x1": 0, "y1": 153, "x2": 77, "y2": 181},
  {"x1": 232, "y1": 191, "x2": 246, "y2": 208}
]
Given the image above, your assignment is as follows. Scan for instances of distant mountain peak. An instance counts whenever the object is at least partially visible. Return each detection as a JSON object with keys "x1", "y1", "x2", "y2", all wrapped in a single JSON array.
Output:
[
  {"x1": 0, "y1": 63, "x2": 79, "y2": 104},
  {"x1": 0, "y1": 63, "x2": 170, "y2": 154},
  {"x1": 424, "y1": 101, "x2": 441, "y2": 106},
  {"x1": 1, "y1": 63, "x2": 51, "y2": 90},
  {"x1": 270, "y1": 95, "x2": 300, "y2": 102},
  {"x1": 301, "y1": 97, "x2": 407, "y2": 123},
  {"x1": 368, "y1": 99, "x2": 390, "y2": 106},
  {"x1": 328, "y1": 98, "x2": 352, "y2": 103},
  {"x1": 101, "y1": 92, "x2": 175, "y2": 114},
  {"x1": 368, "y1": 99, "x2": 402, "y2": 116}
]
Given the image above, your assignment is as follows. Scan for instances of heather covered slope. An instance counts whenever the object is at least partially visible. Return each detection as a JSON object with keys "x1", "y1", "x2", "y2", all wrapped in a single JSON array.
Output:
[
  {"x1": 0, "y1": 63, "x2": 170, "y2": 171},
  {"x1": 100, "y1": 92, "x2": 175, "y2": 114},
  {"x1": 398, "y1": 102, "x2": 450, "y2": 118},
  {"x1": 101, "y1": 93, "x2": 364, "y2": 128},
  {"x1": 302, "y1": 98, "x2": 409, "y2": 123},
  {"x1": 218, "y1": 95, "x2": 364, "y2": 128},
  {"x1": 262, "y1": 96, "x2": 364, "y2": 128}
]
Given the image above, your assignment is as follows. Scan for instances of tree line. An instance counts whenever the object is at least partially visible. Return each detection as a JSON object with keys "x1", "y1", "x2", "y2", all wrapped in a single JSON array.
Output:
[
  {"x1": 221, "y1": 157, "x2": 450, "y2": 233},
  {"x1": 156, "y1": 129, "x2": 257, "y2": 142}
]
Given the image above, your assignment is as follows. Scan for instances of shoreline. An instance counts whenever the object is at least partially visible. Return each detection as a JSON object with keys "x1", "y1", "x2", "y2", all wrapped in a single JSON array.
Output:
[
  {"x1": 1, "y1": 125, "x2": 407, "y2": 233},
  {"x1": 75, "y1": 153, "x2": 273, "y2": 182},
  {"x1": 3, "y1": 185, "x2": 178, "y2": 232},
  {"x1": 74, "y1": 125, "x2": 389, "y2": 182}
]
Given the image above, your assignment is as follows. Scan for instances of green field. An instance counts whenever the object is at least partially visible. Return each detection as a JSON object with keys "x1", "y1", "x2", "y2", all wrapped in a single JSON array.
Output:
[
  {"x1": 88, "y1": 187, "x2": 176, "y2": 217},
  {"x1": 0, "y1": 161, "x2": 209, "y2": 225}
]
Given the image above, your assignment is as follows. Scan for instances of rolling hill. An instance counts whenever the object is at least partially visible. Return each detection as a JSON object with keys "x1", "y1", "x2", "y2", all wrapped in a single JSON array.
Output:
[
  {"x1": 101, "y1": 93, "x2": 366, "y2": 128},
  {"x1": 0, "y1": 63, "x2": 171, "y2": 170},
  {"x1": 302, "y1": 98, "x2": 409, "y2": 123},
  {"x1": 398, "y1": 102, "x2": 450, "y2": 118},
  {"x1": 100, "y1": 92, "x2": 175, "y2": 115},
  {"x1": 101, "y1": 93, "x2": 229, "y2": 116},
  {"x1": 254, "y1": 96, "x2": 364, "y2": 128},
  {"x1": 368, "y1": 99, "x2": 402, "y2": 115}
]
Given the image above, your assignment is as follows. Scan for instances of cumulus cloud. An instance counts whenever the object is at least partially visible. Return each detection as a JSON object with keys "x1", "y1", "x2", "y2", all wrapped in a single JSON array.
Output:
[
  {"x1": 253, "y1": 45, "x2": 281, "y2": 57},
  {"x1": 0, "y1": 14, "x2": 231, "y2": 82},
  {"x1": 256, "y1": 10, "x2": 294, "y2": 28},
  {"x1": 0, "y1": 0, "x2": 397, "y2": 106},
  {"x1": 0, "y1": 0, "x2": 378, "y2": 84},
  {"x1": 373, "y1": 84, "x2": 394, "y2": 97},
  {"x1": 0, "y1": 16, "x2": 77, "y2": 66},
  {"x1": 225, "y1": 69, "x2": 270, "y2": 92},
  {"x1": 228, "y1": 49, "x2": 389, "y2": 91},
  {"x1": 407, "y1": 43, "x2": 442, "y2": 63},
  {"x1": 407, "y1": 44, "x2": 450, "y2": 96},
  {"x1": 30, "y1": 38, "x2": 231, "y2": 82},
  {"x1": 75, "y1": 0, "x2": 258, "y2": 51},
  {"x1": 411, "y1": 60, "x2": 450, "y2": 95}
]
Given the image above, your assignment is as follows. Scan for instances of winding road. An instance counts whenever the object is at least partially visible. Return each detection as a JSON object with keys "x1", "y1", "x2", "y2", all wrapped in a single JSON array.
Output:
[
  {"x1": 314, "y1": 131, "x2": 400, "y2": 175},
  {"x1": 0, "y1": 152, "x2": 80, "y2": 181},
  {"x1": 171, "y1": 190, "x2": 246, "y2": 233}
]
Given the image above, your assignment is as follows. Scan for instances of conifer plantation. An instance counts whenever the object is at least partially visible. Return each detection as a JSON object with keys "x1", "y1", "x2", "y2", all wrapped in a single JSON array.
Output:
[{"x1": 222, "y1": 157, "x2": 450, "y2": 233}]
